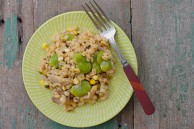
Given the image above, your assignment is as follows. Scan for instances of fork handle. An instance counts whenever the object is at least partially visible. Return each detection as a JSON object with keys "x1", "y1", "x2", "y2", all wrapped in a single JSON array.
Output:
[{"x1": 123, "y1": 64, "x2": 155, "y2": 115}]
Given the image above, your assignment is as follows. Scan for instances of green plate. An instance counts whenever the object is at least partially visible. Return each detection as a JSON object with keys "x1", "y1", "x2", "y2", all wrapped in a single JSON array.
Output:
[{"x1": 22, "y1": 11, "x2": 138, "y2": 128}]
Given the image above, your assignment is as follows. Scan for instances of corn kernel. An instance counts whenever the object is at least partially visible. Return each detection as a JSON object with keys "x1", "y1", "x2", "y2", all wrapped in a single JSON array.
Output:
[
  {"x1": 90, "y1": 79, "x2": 96, "y2": 85},
  {"x1": 42, "y1": 43, "x2": 48, "y2": 49},
  {"x1": 40, "y1": 79, "x2": 45, "y2": 85},
  {"x1": 92, "y1": 75, "x2": 99, "y2": 80},
  {"x1": 73, "y1": 78, "x2": 79, "y2": 84},
  {"x1": 73, "y1": 31, "x2": 78, "y2": 35}
]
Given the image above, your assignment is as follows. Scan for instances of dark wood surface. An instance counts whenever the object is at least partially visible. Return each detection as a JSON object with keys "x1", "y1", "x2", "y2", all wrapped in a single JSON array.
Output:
[{"x1": 0, "y1": 0, "x2": 193, "y2": 129}]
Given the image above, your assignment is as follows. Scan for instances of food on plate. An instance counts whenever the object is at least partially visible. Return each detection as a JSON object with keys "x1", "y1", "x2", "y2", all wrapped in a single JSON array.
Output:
[{"x1": 39, "y1": 27, "x2": 116, "y2": 111}]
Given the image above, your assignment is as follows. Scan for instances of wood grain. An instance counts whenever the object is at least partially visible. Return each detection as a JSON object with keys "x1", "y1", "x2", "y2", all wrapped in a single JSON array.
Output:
[
  {"x1": 0, "y1": 0, "x2": 133, "y2": 129},
  {"x1": 1, "y1": 0, "x2": 193, "y2": 128},
  {"x1": 131, "y1": 0, "x2": 194, "y2": 129}
]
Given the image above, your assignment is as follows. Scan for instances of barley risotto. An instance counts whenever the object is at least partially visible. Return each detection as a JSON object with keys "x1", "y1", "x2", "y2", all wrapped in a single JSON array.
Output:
[{"x1": 39, "y1": 27, "x2": 116, "y2": 111}]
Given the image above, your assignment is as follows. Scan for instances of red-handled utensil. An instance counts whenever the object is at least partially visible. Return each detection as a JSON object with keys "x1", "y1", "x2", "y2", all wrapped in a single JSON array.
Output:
[
  {"x1": 82, "y1": 0, "x2": 155, "y2": 115},
  {"x1": 123, "y1": 64, "x2": 155, "y2": 115}
]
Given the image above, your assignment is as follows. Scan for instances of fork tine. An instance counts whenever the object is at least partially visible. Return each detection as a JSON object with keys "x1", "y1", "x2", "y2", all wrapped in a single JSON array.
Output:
[
  {"x1": 89, "y1": 1, "x2": 111, "y2": 28},
  {"x1": 85, "y1": 3, "x2": 107, "y2": 30},
  {"x1": 82, "y1": 5, "x2": 102, "y2": 32},
  {"x1": 92, "y1": 0, "x2": 112, "y2": 26}
]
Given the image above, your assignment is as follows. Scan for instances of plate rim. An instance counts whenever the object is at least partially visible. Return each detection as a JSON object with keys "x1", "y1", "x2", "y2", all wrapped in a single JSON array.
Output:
[{"x1": 22, "y1": 11, "x2": 138, "y2": 128}]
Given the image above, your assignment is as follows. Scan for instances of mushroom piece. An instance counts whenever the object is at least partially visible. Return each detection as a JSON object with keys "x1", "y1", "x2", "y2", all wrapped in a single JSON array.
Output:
[
  {"x1": 39, "y1": 60, "x2": 47, "y2": 72},
  {"x1": 48, "y1": 75, "x2": 64, "y2": 83},
  {"x1": 89, "y1": 85, "x2": 98, "y2": 98},
  {"x1": 51, "y1": 98, "x2": 61, "y2": 105}
]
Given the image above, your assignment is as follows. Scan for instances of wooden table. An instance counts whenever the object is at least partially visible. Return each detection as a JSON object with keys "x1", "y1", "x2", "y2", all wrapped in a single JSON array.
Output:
[{"x1": 0, "y1": 0, "x2": 193, "y2": 129}]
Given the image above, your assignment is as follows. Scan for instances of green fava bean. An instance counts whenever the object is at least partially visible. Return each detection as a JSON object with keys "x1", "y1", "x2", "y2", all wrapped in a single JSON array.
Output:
[
  {"x1": 100, "y1": 60, "x2": 111, "y2": 72},
  {"x1": 76, "y1": 61, "x2": 92, "y2": 74},
  {"x1": 66, "y1": 34, "x2": 74, "y2": 41},
  {"x1": 92, "y1": 63, "x2": 102, "y2": 74},
  {"x1": 49, "y1": 54, "x2": 59, "y2": 67},
  {"x1": 93, "y1": 54, "x2": 97, "y2": 63},
  {"x1": 73, "y1": 53, "x2": 86, "y2": 64},
  {"x1": 70, "y1": 80, "x2": 91, "y2": 97},
  {"x1": 61, "y1": 34, "x2": 74, "y2": 42},
  {"x1": 97, "y1": 51, "x2": 104, "y2": 64}
]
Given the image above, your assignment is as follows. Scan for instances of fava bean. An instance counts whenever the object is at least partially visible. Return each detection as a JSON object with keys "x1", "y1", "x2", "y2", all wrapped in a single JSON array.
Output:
[
  {"x1": 76, "y1": 61, "x2": 92, "y2": 74},
  {"x1": 100, "y1": 60, "x2": 111, "y2": 72},
  {"x1": 49, "y1": 54, "x2": 59, "y2": 67},
  {"x1": 70, "y1": 80, "x2": 91, "y2": 97}
]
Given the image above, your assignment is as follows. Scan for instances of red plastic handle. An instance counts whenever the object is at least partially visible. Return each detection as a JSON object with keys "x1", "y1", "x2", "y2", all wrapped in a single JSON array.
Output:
[{"x1": 123, "y1": 64, "x2": 155, "y2": 115}]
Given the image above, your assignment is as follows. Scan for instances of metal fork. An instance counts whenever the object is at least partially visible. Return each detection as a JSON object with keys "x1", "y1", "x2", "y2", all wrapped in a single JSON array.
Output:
[{"x1": 82, "y1": 0, "x2": 155, "y2": 115}]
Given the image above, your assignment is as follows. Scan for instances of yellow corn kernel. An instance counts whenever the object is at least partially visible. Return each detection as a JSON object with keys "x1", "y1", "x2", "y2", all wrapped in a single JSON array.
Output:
[
  {"x1": 73, "y1": 31, "x2": 78, "y2": 36},
  {"x1": 92, "y1": 75, "x2": 99, "y2": 80},
  {"x1": 90, "y1": 79, "x2": 96, "y2": 85},
  {"x1": 40, "y1": 79, "x2": 45, "y2": 86},
  {"x1": 42, "y1": 43, "x2": 48, "y2": 49}
]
